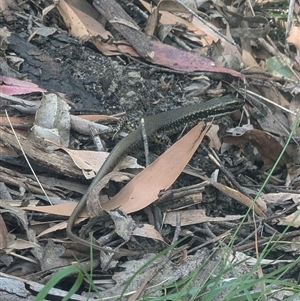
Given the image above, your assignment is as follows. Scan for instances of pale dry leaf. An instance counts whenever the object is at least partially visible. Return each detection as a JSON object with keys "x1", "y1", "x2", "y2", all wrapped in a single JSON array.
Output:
[
  {"x1": 7, "y1": 238, "x2": 39, "y2": 250},
  {"x1": 164, "y1": 209, "x2": 243, "y2": 226},
  {"x1": 76, "y1": 114, "x2": 119, "y2": 122},
  {"x1": 289, "y1": 94, "x2": 300, "y2": 137},
  {"x1": 57, "y1": 0, "x2": 112, "y2": 41},
  {"x1": 278, "y1": 208, "x2": 300, "y2": 228},
  {"x1": 144, "y1": 7, "x2": 159, "y2": 36},
  {"x1": 31, "y1": 26, "x2": 57, "y2": 37},
  {"x1": 206, "y1": 124, "x2": 221, "y2": 150},
  {"x1": 29, "y1": 93, "x2": 71, "y2": 151},
  {"x1": 223, "y1": 25, "x2": 242, "y2": 63},
  {"x1": 108, "y1": 210, "x2": 135, "y2": 242},
  {"x1": 286, "y1": 165, "x2": 300, "y2": 188},
  {"x1": 132, "y1": 224, "x2": 164, "y2": 241},
  {"x1": 40, "y1": 240, "x2": 71, "y2": 270},
  {"x1": 158, "y1": 0, "x2": 196, "y2": 13},
  {"x1": 108, "y1": 249, "x2": 212, "y2": 299},
  {"x1": 61, "y1": 147, "x2": 141, "y2": 180},
  {"x1": 139, "y1": 0, "x2": 216, "y2": 46},
  {"x1": 234, "y1": 251, "x2": 293, "y2": 266},
  {"x1": 258, "y1": 192, "x2": 300, "y2": 205},
  {"x1": 287, "y1": 26, "x2": 300, "y2": 51},
  {"x1": 0, "y1": 214, "x2": 8, "y2": 249},
  {"x1": 241, "y1": 39, "x2": 260, "y2": 68},
  {"x1": 42, "y1": 4, "x2": 57, "y2": 18},
  {"x1": 61, "y1": 148, "x2": 109, "y2": 179},
  {"x1": 37, "y1": 218, "x2": 86, "y2": 237}
]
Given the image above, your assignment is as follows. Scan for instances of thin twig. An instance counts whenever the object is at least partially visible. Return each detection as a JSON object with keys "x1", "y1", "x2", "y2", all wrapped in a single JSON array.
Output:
[{"x1": 5, "y1": 110, "x2": 52, "y2": 204}]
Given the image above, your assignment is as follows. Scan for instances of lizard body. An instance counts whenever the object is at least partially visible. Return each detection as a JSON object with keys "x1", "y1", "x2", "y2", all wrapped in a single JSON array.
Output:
[{"x1": 66, "y1": 95, "x2": 244, "y2": 252}]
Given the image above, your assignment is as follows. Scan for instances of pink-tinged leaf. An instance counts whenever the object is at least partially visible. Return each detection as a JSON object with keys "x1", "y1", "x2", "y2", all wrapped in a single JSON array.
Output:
[
  {"x1": 1, "y1": 86, "x2": 46, "y2": 95},
  {"x1": 0, "y1": 76, "x2": 47, "y2": 95},
  {"x1": 147, "y1": 40, "x2": 243, "y2": 78}
]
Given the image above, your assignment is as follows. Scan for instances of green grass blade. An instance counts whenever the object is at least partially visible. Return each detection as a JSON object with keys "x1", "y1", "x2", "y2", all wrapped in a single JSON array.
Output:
[{"x1": 34, "y1": 265, "x2": 82, "y2": 301}]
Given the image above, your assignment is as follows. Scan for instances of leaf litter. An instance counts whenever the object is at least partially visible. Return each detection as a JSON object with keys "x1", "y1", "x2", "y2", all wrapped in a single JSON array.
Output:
[{"x1": 0, "y1": 0, "x2": 300, "y2": 300}]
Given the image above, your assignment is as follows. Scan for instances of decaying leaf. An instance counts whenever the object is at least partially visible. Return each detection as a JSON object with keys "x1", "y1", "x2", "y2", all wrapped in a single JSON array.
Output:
[{"x1": 224, "y1": 129, "x2": 290, "y2": 167}]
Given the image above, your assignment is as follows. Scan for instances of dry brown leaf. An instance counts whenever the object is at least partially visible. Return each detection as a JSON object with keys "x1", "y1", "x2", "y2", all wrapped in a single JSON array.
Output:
[
  {"x1": 145, "y1": 7, "x2": 159, "y2": 36},
  {"x1": 0, "y1": 214, "x2": 8, "y2": 249},
  {"x1": 240, "y1": 28, "x2": 260, "y2": 69},
  {"x1": 223, "y1": 26, "x2": 242, "y2": 63},
  {"x1": 22, "y1": 203, "x2": 85, "y2": 218},
  {"x1": 140, "y1": 0, "x2": 216, "y2": 46},
  {"x1": 93, "y1": 38, "x2": 140, "y2": 57},
  {"x1": 57, "y1": 0, "x2": 112, "y2": 41},
  {"x1": 101, "y1": 122, "x2": 209, "y2": 213},
  {"x1": 206, "y1": 124, "x2": 221, "y2": 150},
  {"x1": 92, "y1": 38, "x2": 122, "y2": 56},
  {"x1": 7, "y1": 238, "x2": 39, "y2": 250},
  {"x1": 258, "y1": 192, "x2": 300, "y2": 205},
  {"x1": 60, "y1": 147, "x2": 109, "y2": 179},
  {"x1": 132, "y1": 224, "x2": 164, "y2": 241},
  {"x1": 199, "y1": 175, "x2": 267, "y2": 217},
  {"x1": 287, "y1": 26, "x2": 300, "y2": 52},
  {"x1": 0, "y1": 143, "x2": 17, "y2": 156},
  {"x1": 289, "y1": 94, "x2": 300, "y2": 137},
  {"x1": 76, "y1": 114, "x2": 119, "y2": 122},
  {"x1": 224, "y1": 129, "x2": 290, "y2": 167},
  {"x1": 37, "y1": 218, "x2": 86, "y2": 237}
]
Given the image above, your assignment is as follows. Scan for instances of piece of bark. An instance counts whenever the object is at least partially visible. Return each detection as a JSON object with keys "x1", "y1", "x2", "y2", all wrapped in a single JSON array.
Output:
[
  {"x1": 0, "y1": 166, "x2": 61, "y2": 196},
  {"x1": 0, "y1": 127, "x2": 82, "y2": 178},
  {"x1": 93, "y1": 0, "x2": 152, "y2": 58}
]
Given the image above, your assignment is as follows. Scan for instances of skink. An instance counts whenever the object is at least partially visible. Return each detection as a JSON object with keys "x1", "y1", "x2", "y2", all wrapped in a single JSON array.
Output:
[{"x1": 67, "y1": 95, "x2": 244, "y2": 252}]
